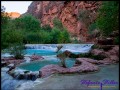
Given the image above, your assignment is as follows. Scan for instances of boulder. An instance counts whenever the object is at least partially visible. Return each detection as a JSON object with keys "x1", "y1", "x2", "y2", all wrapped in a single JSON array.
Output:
[
  {"x1": 30, "y1": 55, "x2": 44, "y2": 61},
  {"x1": 57, "y1": 50, "x2": 79, "y2": 58},
  {"x1": 97, "y1": 38, "x2": 114, "y2": 45},
  {"x1": 90, "y1": 49, "x2": 108, "y2": 58},
  {"x1": 40, "y1": 58, "x2": 99, "y2": 77},
  {"x1": 1, "y1": 61, "x2": 7, "y2": 67}
]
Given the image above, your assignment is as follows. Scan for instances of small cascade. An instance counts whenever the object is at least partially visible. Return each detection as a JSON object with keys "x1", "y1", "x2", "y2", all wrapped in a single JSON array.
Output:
[
  {"x1": 24, "y1": 57, "x2": 31, "y2": 63},
  {"x1": 1, "y1": 53, "x2": 14, "y2": 58},
  {"x1": 25, "y1": 44, "x2": 94, "y2": 55},
  {"x1": 25, "y1": 44, "x2": 57, "y2": 51},
  {"x1": 1, "y1": 69, "x2": 27, "y2": 90}
]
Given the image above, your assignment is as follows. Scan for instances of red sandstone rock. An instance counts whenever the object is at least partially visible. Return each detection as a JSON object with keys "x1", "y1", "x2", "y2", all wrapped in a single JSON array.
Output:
[
  {"x1": 30, "y1": 55, "x2": 44, "y2": 61},
  {"x1": 39, "y1": 45, "x2": 119, "y2": 77},
  {"x1": 26, "y1": 1, "x2": 101, "y2": 42},
  {"x1": 40, "y1": 58, "x2": 99, "y2": 77}
]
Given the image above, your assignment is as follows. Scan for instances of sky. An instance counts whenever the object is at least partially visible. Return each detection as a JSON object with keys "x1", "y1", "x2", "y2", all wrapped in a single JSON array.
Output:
[{"x1": 1, "y1": 1, "x2": 32, "y2": 14}]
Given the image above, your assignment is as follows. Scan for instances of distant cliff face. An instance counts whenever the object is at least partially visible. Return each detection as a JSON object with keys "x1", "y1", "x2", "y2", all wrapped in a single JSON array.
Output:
[
  {"x1": 7, "y1": 12, "x2": 21, "y2": 19},
  {"x1": 26, "y1": 1, "x2": 101, "y2": 41}
]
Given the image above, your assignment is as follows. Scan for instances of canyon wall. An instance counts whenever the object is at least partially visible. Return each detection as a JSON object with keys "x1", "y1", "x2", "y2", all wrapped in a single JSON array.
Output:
[{"x1": 26, "y1": 1, "x2": 101, "y2": 41}]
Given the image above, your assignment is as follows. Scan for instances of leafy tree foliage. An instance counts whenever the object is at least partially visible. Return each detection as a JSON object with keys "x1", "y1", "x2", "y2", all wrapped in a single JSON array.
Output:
[
  {"x1": 14, "y1": 14, "x2": 41, "y2": 31},
  {"x1": 96, "y1": 1, "x2": 119, "y2": 36},
  {"x1": 9, "y1": 43, "x2": 25, "y2": 59},
  {"x1": 1, "y1": 6, "x2": 10, "y2": 29}
]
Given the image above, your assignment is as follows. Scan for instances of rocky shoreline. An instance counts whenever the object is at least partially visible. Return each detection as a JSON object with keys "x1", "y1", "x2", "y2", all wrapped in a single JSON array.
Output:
[{"x1": 1, "y1": 45, "x2": 119, "y2": 80}]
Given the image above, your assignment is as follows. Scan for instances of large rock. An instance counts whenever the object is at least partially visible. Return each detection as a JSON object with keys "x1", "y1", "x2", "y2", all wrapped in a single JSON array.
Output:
[
  {"x1": 40, "y1": 58, "x2": 99, "y2": 77},
  {"x1": 26, "y1": 1, "x2": 101, "y2": 42},
  {"x1": 97, "y1": 38, "x2": 114, "y2": 45},
  {"x1": 90, "y1": 49, "x2": 108, "y2": 58},
  {"x1": 57, "y1": 50, "x2": 79, "y2": 58},
  {"x1": 1, "y1": 61, "x2": 7, "y2": 67},
  {"x1": 30, "y1": 55, "x2": 44, "y2": 61}
]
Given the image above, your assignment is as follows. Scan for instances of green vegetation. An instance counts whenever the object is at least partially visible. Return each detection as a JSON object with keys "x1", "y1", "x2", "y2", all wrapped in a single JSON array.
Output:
[
  {"x1": 78, "y1": 9, "x2": 91, "y2": 28},
  {"x1": 96, "y1": 1, "x2": 119, "y2": 36},
  {"x1": 1, "y1": 6, "x2": 10, "y2": 30},
  {"x1": 9, "y1": 43, "x2": 25, "y2": 59},
  {"x1": 1, "y1": 6, "x2": 71, "y2": 50},
  {"x1": 78, "y1": 53, "x2": 106, "y2": 60},
  {"x1": 87, "y1": 1, "x2": 119, "y2": 44},
  {"x1": 114, "y1": 36, "x2": 119, "y2": 45}
]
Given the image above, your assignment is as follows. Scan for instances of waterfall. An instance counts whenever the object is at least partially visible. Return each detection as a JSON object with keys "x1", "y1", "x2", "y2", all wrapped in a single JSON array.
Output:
[
  {"x1": 1, "y1": 68, "x2": 27, "y2": 90},
  {"x1": 25, "y1": 44, "x2": 94, "y2": 54},
  {"x1": 24, "y1": 57, "x2": 31, "y2": 63}
]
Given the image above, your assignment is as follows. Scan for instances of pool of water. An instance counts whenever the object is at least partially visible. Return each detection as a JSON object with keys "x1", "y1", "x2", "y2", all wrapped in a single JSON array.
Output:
[
  {"x1": 19, "y1": 44, "x2": 91, "y2": 71},
  {"x1": 24, "y1": 49, "x2": 57, "y2": 56},
  {"x1": 17, "y1": 58, "x2": 76, "y2": 71},
  {"x1": 16, "y1": 64, "x2": 119, "y2": 90}
]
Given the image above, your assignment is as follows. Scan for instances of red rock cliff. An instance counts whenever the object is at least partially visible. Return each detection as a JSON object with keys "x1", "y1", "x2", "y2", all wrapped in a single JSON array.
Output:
[{"x1": 26, "y1": 1, "x2": 101, "y2": 41}]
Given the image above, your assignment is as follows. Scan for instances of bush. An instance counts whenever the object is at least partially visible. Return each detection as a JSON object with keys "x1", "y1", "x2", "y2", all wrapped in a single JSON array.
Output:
[
  {"x1": 88, "y1": 23, "x2": 97, "y2": 34},
  {"x1": 52, "y1": 18, "x2": 71, "y2": 43},
  {"x1": 9, "y1": 43, "x2": 25, "y2": 59},
  {"x1": 114, "y1": 36, "x2": 119, "y2": 45},
  {"x1": 78, "y1": 9, "x2": 91, "y2": 28},
  {"x1": 96, "y1": 1, "x2": 119, "y2": 36},
  {"x1": 53, "y1": 17, "x2": 63, "y2": 30},
  {"x1": 1, "y1": 6, "x2": 10, "y2": 30},
  {"x1": 41, "y1": 24, "x2": 52, "y2": 32},
  {"x1": 1, "y1": 29, "x2": 24, "y2": 49},
  {"x1": 14, "y1": 14, "x2": 41, "y2": 31}
]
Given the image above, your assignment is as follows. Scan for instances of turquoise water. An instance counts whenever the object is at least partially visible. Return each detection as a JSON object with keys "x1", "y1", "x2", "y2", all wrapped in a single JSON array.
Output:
[
  {"x1": 29, "y1": 64, "x2": 119, "y2": 90},
  {"x1": 24, "y1": 49, "x2": 57, "y2": 56},
  {"x1": 18, "y1": 44, "x2": 93, "y2": 71},
  {"x1": 18, "y1": 58, "x2": 76, "y2": 71},
  {"x1": 19, "y1": 47, "x2": 76, "y2": 71}
]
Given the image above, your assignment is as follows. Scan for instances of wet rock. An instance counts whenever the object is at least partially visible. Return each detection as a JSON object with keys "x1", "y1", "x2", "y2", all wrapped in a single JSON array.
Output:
[
  {"x1": 16, "y1": 74, "x2": 25, "y2": 80},
  {"x1": 1, "y1": 61, "x2": 7, "y2": 67},
  {"x1": 97, "y1": 38, "x2": 114, "y2": 45},
  {"x1": 8, "y1": 69, "x2": 15, "y2": 77},
  {"x1": 98, "y1": 45, "x2": 114, "y2": 51},
  {"x1": 57, "y1": 50, "x2": 79, "y2": 58},
  {"x1": 90, "y1": 49, "x2": 108, "y2": 58},
  {"x1": 40, "y1": 58, "x2": 99, "y2": 77},
  {"x1": 30, "y1": 55, "x2": 44, "y2": 61},
  {"x1": 1, "y1": 67, "x2": 9, "y2": 72}
]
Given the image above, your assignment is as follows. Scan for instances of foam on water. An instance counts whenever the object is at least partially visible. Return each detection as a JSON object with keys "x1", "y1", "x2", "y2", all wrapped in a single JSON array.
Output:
[{"x1": 1, "y1": 44, "x2": 94, "y2": 90}]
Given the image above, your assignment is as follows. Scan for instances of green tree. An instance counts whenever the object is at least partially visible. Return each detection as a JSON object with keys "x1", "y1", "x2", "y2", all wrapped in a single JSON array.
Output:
[
  {"x1": 58, "y1": 29, "x2": 70, "y2": 43},
  {"x1": 50, "y1": 27, "x2": 61, "y2": 43},
  {"x1": 1, "y1": 29, "x2": 24, "y2": 49},
  {"x1": 1, "y1": 6, "x2": 10, "y2": 29},
  {"x1": 53, "y1": 17, "x2": 64, "y2": 30},
  {"x1": 9, "y1": 43, "x2": 25, "y2": 59},
  {"x1": 14, "y1": 14, "x2": 41, "y2": 31},
  {"x1": 52, "y1": 18, "x2": 71, "y2": 43},
  {"x1": 41, "y1": 24, "x2": 52, "y2": 32},
  {"x1": 96, "y1": 1, "x2": 119, "y2": 36}
]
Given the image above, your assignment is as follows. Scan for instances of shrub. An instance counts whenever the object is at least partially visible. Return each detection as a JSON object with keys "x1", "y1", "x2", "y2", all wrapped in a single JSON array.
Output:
[
  {"x1": 14, "y1": 14, "x2": 41, "y2": 31},
  {"x1": 96, "y1": 1, "x2": 119, "y2": 36},
  {"x1": 1, "y1": 6, "x2": 10, "y2": 30},
  {"x1": 88, "y1": 23, "x2": 97, "y2": 34},
  {"x1": 41, "y1": 24, "x2": 52, "y2": 32},
  {"x1": 78, "y1": 9, "x2": 91, "y2": 28},
  {"x1": 114, "y1": 36, "x2": 119, "y2": 45},
  {"x1": 9, "y1": 43, "x2": 25, "y2": 59},
  {"x1": 1, "y1": 29, "x2": 24, "y2": 49}
]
